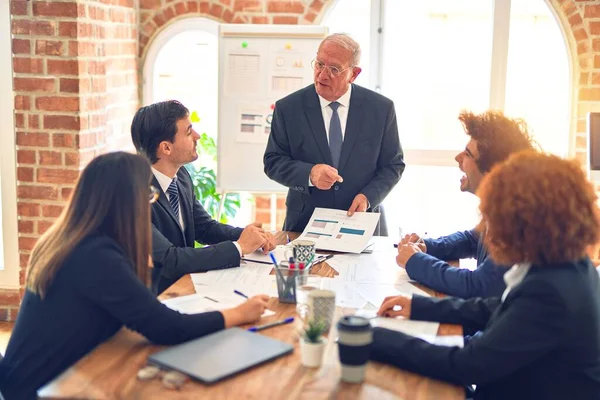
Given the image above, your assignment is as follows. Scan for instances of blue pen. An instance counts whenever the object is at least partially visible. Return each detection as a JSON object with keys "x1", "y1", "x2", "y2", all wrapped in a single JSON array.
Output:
[
  {"x1": 234, "y1": 290, "x2": 248, "y2": 299},
  {"x1": 248, "y1": 317, "x2": 294, "y2": 332}
]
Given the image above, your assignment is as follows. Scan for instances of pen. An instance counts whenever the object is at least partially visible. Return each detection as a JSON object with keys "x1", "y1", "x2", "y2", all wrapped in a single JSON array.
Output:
[
  {"x1": 313, "y1": 254, "x2": 334, "y2": 264},
  {"x1": 248, "y1": 317, "x2": 294, "y2": 332},
  {"x1": 270, "y1": 252, "x2": 285, "y2": 284},
  {"x1": 394, "y1": 232, "x2": 428, "y2": 248},
  {"x1": 234, "y1": 290, "x2": 248, "y2": 299}
]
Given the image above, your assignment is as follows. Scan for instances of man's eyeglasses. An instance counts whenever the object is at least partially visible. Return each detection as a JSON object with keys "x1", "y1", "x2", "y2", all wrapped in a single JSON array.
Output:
[
  {"x1": 311, "y1": 59, "x2": 352, "y2": 77},
  {"x1": 149, "y1": 185, "x2": 160, "y2": 204}
]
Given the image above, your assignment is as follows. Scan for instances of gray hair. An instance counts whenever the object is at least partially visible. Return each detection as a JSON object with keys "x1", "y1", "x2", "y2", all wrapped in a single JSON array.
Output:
[{"x1": 319, "y1": 33, "x2": 361, "y2": 67}]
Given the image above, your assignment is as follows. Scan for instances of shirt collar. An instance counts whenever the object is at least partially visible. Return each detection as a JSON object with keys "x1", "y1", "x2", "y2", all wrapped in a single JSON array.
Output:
[
  {"x1": 151, "y1": 167, "x2": 176, "y2": 194},
  {"x1": 501, "y1": 263, "x2": 531, "y2": 302},
  {"x1": 318, "y1": 84, "x2": 352, "y2": 110}
]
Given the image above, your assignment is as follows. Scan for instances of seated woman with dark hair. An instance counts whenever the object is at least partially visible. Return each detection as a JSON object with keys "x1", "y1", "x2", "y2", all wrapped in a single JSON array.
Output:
[
  {"x1": 0, "y1": 152, "x2": 269, "y2": 400},
  {"x1": 371, "y1": 152, "x2": 600, "y2": 400}
]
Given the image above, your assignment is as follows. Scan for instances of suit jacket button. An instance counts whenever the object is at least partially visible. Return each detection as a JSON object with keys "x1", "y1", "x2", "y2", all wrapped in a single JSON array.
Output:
[{"x1": 334, "y1": 185, "x2": 339, "y2": 191}]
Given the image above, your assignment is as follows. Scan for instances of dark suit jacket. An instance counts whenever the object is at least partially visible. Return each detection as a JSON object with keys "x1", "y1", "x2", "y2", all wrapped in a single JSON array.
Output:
[
  {"x1": 406, "y1": 229, "x2": 507, "y2": 298},
  {"x1": 263, "y1": 84, "x2": 405, "y2": 236},
  {"x1": 370, "y1": 259, "x2": 600, "y2": 400},
  {"x1": 151, "y1": 167, "x2": 243, "y2": 294}
]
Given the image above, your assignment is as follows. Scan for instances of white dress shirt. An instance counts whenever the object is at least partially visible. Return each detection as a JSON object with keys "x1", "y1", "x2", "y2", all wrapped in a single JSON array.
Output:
[
  {"x1": 501, "y1": 263, "x2": 531, "y2": 302},
  {"x1": 151, "y1": 167, "x2": 242, "y2": 256}
]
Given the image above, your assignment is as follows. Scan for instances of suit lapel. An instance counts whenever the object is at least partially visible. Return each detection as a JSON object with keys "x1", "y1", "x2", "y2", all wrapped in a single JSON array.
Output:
[
  {"x1": 152, "y1": 175, "x2": 185, "y2": 240},
  {"x1": 304, "y1": 86, "x2": 333, "y2": 165},
  {"x1": 338, "y1": 84, "x2": 365, "y2": 172},
  {"x1": 176, "y1": 169, "x2": 195, "y2": 245}
]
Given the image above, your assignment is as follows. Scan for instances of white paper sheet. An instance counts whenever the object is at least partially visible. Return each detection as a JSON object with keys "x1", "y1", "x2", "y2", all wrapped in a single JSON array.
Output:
[
  {"x1": 297, "y1": 208, "x2": 380, "y2": 253},
  {"x1": 319, "y1": 278, "x2": 368, "y2": 309},
  {"x1": 191, "y1": 263, "x2": 271, "y2": 286},
  {"x1": 353, "y1": 282, "x2": 430, "y2": 309},
  {"x1": 370, "y1": 317, "x2": 440, "y2": 342},
  {"x1": 242, "y1": 245, "x2": 290, "y2": 265},
  {"x1": 162, "y1": 293, "x2": 275, "y2": 317}
]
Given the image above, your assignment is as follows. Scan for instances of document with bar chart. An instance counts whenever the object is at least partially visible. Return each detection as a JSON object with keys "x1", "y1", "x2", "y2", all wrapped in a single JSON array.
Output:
[{"x1": 297, "y1": 208, "x2": 380, "y2": 253}]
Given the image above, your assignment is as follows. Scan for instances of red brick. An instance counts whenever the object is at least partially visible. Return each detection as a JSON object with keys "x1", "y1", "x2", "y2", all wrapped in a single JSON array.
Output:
[
  {"x1": 209, "y1": 3, "x2": 224, "y2": 18},
  {"x1": 28, "y1": 115, "x2": 40, "y2": 129},
  {"x1": 17, "y1": 202, "x2": 40, "y2": 217},
  {"x1": 16, "y1": 132, "x2": 50, "y2": 147},
  {"x1": 60, "y1": 78, "x2": 80, "y2": 93},
  {"x1": 44, "y1": 115, "x2": 80, "y2": 130},
  {"x1": 12, "y1": 39, "x2": 30, "y2": 55},
  {"x1": 42, "y1": 204, "x2": 64, "y2": 218},
  {"x1": 64, "y1": 151, "x2": 79, "y2": 166},
  {"x1": 268, "y1": 0, "x2": 304, "y2": 13},
  {"x1": 187, "y1": 1, "x2": 199, "y2": 13},
  {"x1": 591, "y1": 21, "x2": 600, "y2": 35},
  {"x1": 62, "y1": 187, "x2": 74, "y2": 200},
  {"x1": 14, "y1": 95, "x2": 30, "y2": 111},
  {"x1": 584, "y1": 4, "x2": 600, "y2": 18},
  {"x1": 52, "y1": 133, "x2": 77, "y2": 148},
  {"x1": 174, "y1": 2, "x2": 187, "y2": 15},
  {"x1": 592, "y1": 73, "x2": 600, "y2": 85},
  {"x1": 10, "y1": 1, "x2": 28, "y2": 15},
  {"x1": 35, "y1": 40, "x2": 64, "y2": 56},
  {"x1": 17, "y1": 185, "x2": 59, "y2": 200},
  {"x1": 594, "y1": 39, "x2": 600, "y2": 53},
  {"x1": 234, "y1": 0, "x2": 261, "y2": 12},
  {"x1": 153, "y1": 13, "x2": 166, "y2": 27},
  {"x1": 38, "y1": 221, "x2": 54, "y2": 235},
  {"x1": 17, "y1": 150, "x2": 36, "y2": 164},
  {"x1": 15, "y1": 113, "x2": 25, "y2": 128},
  {"x1": 255, "y1": 196, "x2": 270, "y2": 209},
  {"x1": 13, "y1": 57, "x2": 43, "y2": 74},
  {"x1": 595, "y1": 55, "x2": 600, "y2": 69},
  {"x1": 36, "y1": 96, "x2": 79, "y2": 112},
  {"x1": 0, "y1": 309, "x2": 8, "y2": 321},
  {"x1": 304, "y1": 12, "x2": 317, "y2": 23},
  {"x1": 140, "y1": 0, "x2": 162, "y2": 8},
  {"x1": 200, "y1": 1, "x2": 210, "y2": 13},
  {"x1": 252, "y1": 16, "x2": 269, "y2": 24},
  {"x1": 0, "y1": 290, "x2": 20, "y2": 305},
  {"x1": 580, "y1": 87, "x2": 600, "y2": 101},
  {"x1": 19, "y1": 269, "x2": 26, "y2": 286},
  {"x1": 13, "y1": 77, "x2": 55, "y2": 92},
  {"x1": 223, "y1": 9, "x2": 234, "y2": 22},
  {"x1": 163, "y1": 6, "x2": 176, "y2": 21},
  {"x1": 58, "y1": 21, "x2": 78, "y2": 38},
  {"x1": 47, "y1": 59, "x2": 79, "y2": 75},
  {"x1": 39, "y1": 151, "x2": 62, "y2": 166},
  {"x1": 12, "y1": 20, "x2": 57, "y2": 36},
  {"x1": 18, "y1": 220, "x2": 34, "y2": 234},
  {"x1": 20, "y1": 253, "x2": 30, "y2": 269},
  {"x1": 33, "y1": 1, "x2": 77, "y2": 18},
  {"x1": 573, "y1": 28, "x2": 588, "y2": 43},
  {"x1": 37, "y1": 168, "x2": 80, "y2": 185},
  {"x1": 273, "y1": 16, "x2": 298, "y2": 24},
  {"x1": 17, "y1": 167, "x2": 34, "y2": 182},
  {"x1": 19, "y1": 236, "x2": 38, "y2": 251},
  {"x1": 310, "y1": 0, "x2": 323, "y2": 13}
]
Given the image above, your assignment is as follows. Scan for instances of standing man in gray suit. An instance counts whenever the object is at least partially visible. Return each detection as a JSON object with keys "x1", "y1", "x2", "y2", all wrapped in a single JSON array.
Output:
[{"x1": 264, "y1": 33, "x2": 405, "y2": 235}]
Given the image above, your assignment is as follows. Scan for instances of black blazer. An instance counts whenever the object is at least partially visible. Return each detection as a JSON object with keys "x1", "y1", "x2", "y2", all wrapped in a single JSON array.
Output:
[
  {"x1": 151, "y1": 167, "x2": 243, "y2": 294},
  {"x1": 0, "y1": 234, "x2": 225, "y2": 400},
  {"x1": 371, "y1": 259, "x2": 600, "y2": 400},
  {"x1": 264, "y1": 84, "x2": 405, "y2": 236}
]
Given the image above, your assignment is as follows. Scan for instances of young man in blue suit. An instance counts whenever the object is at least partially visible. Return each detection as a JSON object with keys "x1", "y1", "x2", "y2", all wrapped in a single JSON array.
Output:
[
  {"x1": 264, "y1": 33, "x2": 405, "y2": 236},
  {"x1": 396, "y1": 111, "x2": 535, "y2": 298},
  {"x1": 131, "y1": 100, "x2": 275, "y2": 294}
]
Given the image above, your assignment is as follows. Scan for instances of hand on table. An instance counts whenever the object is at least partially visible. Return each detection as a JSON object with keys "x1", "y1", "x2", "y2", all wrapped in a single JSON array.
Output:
[
  {"x1": 396, "y1": 243, "x2": 422, "y2": 268},
  {"x1": 223, "y1": 295, "x2": 270, "y2": 327},
  {"x1": 399, "y1": 233, "x2": 427, "y2": 252},
  {"x1": 377, "y1": 295, "x2": 412, "y2": 319},
  {"x1": 238, "y1": 222, "x2": 272, "y2": 255}
]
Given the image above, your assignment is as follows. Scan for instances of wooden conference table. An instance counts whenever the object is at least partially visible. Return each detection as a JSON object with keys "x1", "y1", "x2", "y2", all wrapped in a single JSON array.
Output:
[{"x1": 39, "y1": 232, "x2": 464, "y2": 399}]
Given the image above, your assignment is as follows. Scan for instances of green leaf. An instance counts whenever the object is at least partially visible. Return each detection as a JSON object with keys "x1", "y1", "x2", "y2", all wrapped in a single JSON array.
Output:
[{"x1": 190, "y1": 111, "x2": 201, "y2": 123}]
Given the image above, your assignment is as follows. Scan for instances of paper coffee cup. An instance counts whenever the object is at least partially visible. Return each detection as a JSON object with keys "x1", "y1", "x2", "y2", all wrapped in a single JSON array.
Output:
[{"x1": 336, "y1": 316, "x2": 373, "y2": 383}]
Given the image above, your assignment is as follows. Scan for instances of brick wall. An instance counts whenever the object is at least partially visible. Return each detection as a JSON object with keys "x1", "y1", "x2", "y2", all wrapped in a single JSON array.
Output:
[
  {"x1": 1, "y1": 0, "x2": 138, "y2": 321},
  {"x1": 1, "y1": 0, "x2": 599, "y2": 320}
]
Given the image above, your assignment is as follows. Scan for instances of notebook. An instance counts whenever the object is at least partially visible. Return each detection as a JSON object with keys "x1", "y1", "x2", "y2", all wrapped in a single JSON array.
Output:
[{"x1": 148, "y1": 327, "x2": 294, "y2": 384}]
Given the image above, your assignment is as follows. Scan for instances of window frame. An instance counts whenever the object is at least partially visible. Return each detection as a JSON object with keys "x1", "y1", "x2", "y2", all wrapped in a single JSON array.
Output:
[{"x1": 0, "y1": 0, "x2": 20, "y2": 289}]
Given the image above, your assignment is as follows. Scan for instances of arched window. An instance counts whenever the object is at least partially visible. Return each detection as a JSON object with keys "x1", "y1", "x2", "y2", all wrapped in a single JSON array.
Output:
[{"x1": 323, "y1": 0, "x2": 571, "y2": 237}]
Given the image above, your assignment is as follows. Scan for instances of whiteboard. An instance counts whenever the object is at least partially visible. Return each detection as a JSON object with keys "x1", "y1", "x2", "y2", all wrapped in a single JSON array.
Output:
[{"x1": 217, "y1": 24, "x2": 328, "y2": 193}]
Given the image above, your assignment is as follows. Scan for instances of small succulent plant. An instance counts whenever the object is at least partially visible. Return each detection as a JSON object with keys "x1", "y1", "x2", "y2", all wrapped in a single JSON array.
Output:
[{"x1": 303, "y1": 319, "x2": 326, "y2": 344}]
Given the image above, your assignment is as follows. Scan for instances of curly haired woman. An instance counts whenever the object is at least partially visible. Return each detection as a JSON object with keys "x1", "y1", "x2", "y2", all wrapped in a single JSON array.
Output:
[{"x1": 371, "y1": 152, "x2": 600, "y2": 400}]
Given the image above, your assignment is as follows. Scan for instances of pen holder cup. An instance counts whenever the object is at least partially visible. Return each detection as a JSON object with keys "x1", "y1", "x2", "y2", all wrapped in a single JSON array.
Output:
[{"x1": 275, "y1": 266, "x2": 309, "y2": 304}]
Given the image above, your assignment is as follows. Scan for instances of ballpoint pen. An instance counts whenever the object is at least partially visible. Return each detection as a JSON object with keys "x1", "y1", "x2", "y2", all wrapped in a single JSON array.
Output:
[
  {"x1": 248, "y1": 317, "x2": 295, "y2": 332},
  {"x1": 234, "y1": 290, "x2": 248, "y2": 299}
]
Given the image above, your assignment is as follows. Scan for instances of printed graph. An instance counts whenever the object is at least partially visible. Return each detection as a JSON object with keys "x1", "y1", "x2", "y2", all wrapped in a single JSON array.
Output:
[{"x1": 311, "y1": 219, "x2": 338, "y2": 229}]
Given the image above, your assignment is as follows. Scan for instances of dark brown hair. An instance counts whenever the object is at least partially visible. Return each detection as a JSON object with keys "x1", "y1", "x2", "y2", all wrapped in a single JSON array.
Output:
[
  {"x1": 478, "y1": 151, "x2": 600, "y2": 265},
  {"x1": 26, "y1": 152, "x2": 152, "y2": 297},
  {"x1": 460, "y1": 110, "x2": 536, "y2": 173}
]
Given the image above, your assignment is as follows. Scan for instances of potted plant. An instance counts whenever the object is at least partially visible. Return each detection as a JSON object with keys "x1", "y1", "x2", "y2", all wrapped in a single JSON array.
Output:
[{"x1": 300, "y1": 319, "x2": 327, "y2": 368}]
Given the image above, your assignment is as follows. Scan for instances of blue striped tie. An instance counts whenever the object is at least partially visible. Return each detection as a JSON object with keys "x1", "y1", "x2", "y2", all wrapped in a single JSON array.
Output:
[
  {"x1": 167, "y1": 178, "x2": 179, "y2": 220},
  {"x1": 329, "y1": 101, "x2": 343, "y2": 168}
]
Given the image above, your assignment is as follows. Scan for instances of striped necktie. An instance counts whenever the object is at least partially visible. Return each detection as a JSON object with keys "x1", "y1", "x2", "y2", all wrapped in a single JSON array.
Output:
[{"x1": 166, "y1": 178, "x2": 179, "y2": 220}]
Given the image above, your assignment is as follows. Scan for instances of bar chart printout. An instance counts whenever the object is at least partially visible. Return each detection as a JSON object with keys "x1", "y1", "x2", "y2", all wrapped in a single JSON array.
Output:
[{"x1": 297, "y1": 207, "x2": 380, "y2": 253}]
